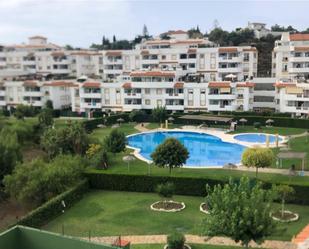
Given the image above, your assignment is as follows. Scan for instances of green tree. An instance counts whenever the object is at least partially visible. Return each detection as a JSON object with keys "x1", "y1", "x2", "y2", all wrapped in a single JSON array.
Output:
[
  {"x1": 4, "y1": 154, "x2": 85, "y2": 205},
  {"x1": 208, "y1": 28, "x2": 229, "y2": 45},
  {"x1": 41, "y1": 121, "x2": 89, "y2": 158},
  {"x1": 104, "y1": 129, "x2": 127, "y2": 153},
  {"x1": 275, "y1": 185, "x2": 294, "y2": 218},
  {"x1": 151, "y1": 138, "x2": 189, "y2": 174},
  {"x1": 129, "y1": 110, "x2": 146, "y2": 122},
  {"x1": 45, "y1": 100, "x2": 54, "y2": 110},
  {"x1": 0, "y1": 129, "x2": 22, "y2": 183},
  {"x1": 38, "y1": 108, "x2": 54, "y2": 128},
  {"x1": 202, "y1": 177, "x2": 276, "y2": 248},
  {"x1": 152, "y1": 106, "x2": 167, "y2": 124},
  {"x1": 242, "y1": 147, "x2": 275, "y2": 177},
  {"x1": 86, "y1": 144, "x2": 109, "y2": 169}
]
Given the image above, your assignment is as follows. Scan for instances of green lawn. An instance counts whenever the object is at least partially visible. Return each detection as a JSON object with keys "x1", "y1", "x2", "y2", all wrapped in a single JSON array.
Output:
[
  {"x1": 90, "y1": 123, "x2": 138, "y2": 143},
  {"x1": 43, "y1": 191, "x2": 309, "y2": 241},
  {"x1": 146, "y1": 123, "x2": 184, "y2": 130}
]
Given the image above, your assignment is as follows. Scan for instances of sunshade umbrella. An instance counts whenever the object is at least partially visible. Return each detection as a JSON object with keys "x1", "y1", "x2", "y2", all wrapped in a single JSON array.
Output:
[
  {"x1": 168, "y1": 117, "x2": 175, "y2": 122},
  {"x1": 225, "y1": 74, "x2": 237, "y2": 79},
  {"x1": 123, "y1": 155, "x2": 135, "y2": 171},
  {"x1": 117, "y1": 118, "x2": 124, "y2": 124},
  {"x1": 239, "y1": 118, "x2": 247, "y2": 126}
]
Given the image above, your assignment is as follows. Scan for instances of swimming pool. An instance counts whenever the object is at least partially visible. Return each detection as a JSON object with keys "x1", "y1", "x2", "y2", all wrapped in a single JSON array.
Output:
[
  {"x1": 127, "y1": 131, "x2": 246, "y2": 167},
  {"x1": 234, "y1": 133, "x2": 283, "y2": 144}
]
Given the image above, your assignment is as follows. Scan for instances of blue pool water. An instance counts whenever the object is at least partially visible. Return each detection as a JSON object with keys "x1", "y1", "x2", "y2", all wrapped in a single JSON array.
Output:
[
  {"x1": 127, "y1": 131, "x2": 246, "y2": 167},
  {"x1": 234, "y1": 133, "x2": 282, "y2": 143}
]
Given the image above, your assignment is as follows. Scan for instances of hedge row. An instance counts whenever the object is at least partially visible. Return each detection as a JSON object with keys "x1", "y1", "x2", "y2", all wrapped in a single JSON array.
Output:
[
  {"x1": 85, "y1": 173, "x2": 309, "y2": 205},
  {"x1": 16, "y1": 180, "x2": 89, "y2": 228}
]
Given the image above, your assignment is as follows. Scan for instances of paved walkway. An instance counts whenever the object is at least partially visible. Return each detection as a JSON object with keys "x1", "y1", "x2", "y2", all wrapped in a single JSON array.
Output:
[
  {"x1": 134, "y1": 122, "x2": 150, "y2": 132},
  {"x1": 86, "y1": 234, "x2": 297, "y2": 249},
  {"x1": 293, "y1": 224, "x2": 309, "y2": 249}
]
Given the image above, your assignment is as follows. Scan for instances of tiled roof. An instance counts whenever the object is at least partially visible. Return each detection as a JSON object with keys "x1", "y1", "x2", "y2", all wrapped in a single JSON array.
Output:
[
  {"x1": 290, "y1": 33, "x2": 309, "y2": 41},
  {"x1": 44, "y1": 81, "x2": 76, "y2": 87},
  {"x1": 294, "y1": 47, "x2": 309, "y2": 52},
  {"x1": 166, "y1": 30, "x2": 187, "y2": 35},
  {"x1": 130, "y1": 71, "x2": 175, "y2": 77},
  {"x1": 208, "y1": 82, "x2": 231, "y2": 88},
  {"x1": 218, "y1": 47, "x2": 238, "y2": 53},
  {"x1": 29, "y1": 35, "x2": 47, "y2": 39},
  {"x1": 274, "y1": 82, "x2": 296, "y2": 88},
  {"x1": 83, "y1": 82, "x2": 101, "y2": 88},
  {"x1": 236, "y1": 82, "x2": 255, "y2": 87},
  {"x1": 23, "y1": 81, "x2": 38, "y2": 87}
]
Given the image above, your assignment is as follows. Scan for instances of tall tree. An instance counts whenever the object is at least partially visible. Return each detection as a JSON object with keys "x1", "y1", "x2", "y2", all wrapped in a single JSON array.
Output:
[
  {"x1": 152, "y1": 106, "x2": 167, "y2": 124},
  {"x1": 202, "y1": 177, "x2": 276, "y2": 248},
  {"x1": 0, "y1": 129, "x2": 22, "y2": 183},
  {"x1": 151, "y1": 138, "x2": 189, "y2": 174},
  {"x1": 113, "y1": 35, "x2": 117, "y2": 43},
  {"x1": 104, "y1": 129, "x2": 127, "y2": 154}
]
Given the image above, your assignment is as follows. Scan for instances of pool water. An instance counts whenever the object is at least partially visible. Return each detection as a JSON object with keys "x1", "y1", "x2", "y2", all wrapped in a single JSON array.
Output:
[
  {"x1": 234, "y1": 133, "x2": 282, "y2": 144},
  {"x1": 127, "y1": 131, "x2": 246, "y2": 167}
]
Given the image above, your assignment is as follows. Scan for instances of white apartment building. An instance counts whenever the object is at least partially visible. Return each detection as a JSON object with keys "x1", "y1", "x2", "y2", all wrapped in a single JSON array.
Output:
[
  {"x1": 71, "y1": 72, "x2": 256, "y2": 113},
  {"x1": 247, "y1": 22, "x2": 283, "y2": 39},
  {"x1": 272, "y1": 33, "x2": 309, "y2": 116},
  {"x1": 0, "y1": 80, "x2": 73, "y2": 110},
  {"x1": 0, "y1": 36, "x2": 103, "y2": 80}
]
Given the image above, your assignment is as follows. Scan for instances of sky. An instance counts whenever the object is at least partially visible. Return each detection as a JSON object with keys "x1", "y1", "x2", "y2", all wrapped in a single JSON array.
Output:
[{"x1": 0, "y1": 0, "x2": 308, "y2": 48}]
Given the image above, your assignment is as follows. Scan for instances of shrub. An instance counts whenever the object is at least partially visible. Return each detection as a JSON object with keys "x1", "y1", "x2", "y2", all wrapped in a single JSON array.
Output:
[
  {"x1": 167, "y1": 232, "x2": 186, "y2": 249},
  {"x1": 152, "y1": 106, "x2": 167, "y2": 123},
  {"x1": 156, "y1": 182, "x2": 175, "y2": 199},
  {"x1": 242, "y1": 147, "x2": 275, "y2": 177},
  {"x1": 104, "y1": 129, "x2": 127, "y2": 153},
  {"x1": 129, "y1": 110, "x2": 146, "y2": 122},
  {"x1": 253, "y1": 122, "x2": 261, "y2": 129}
]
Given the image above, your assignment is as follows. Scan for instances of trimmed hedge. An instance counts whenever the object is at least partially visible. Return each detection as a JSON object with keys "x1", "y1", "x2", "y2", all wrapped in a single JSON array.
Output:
[
  {"x1": 85, "y1": 173, "x2": 309, "y2": 205},
  {"x1": 16, "y1": 180, "x2": 89, "y2": 228}
]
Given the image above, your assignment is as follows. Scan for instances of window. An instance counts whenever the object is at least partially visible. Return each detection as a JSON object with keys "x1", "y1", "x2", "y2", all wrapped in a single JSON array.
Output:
[
  {"x1": 200, "y1": 54, "x2": 204, "y2": 59},
  {"x1": 171, "y1": 54, "x2": 177, "y2": 60},
  {"x1": 145, "y1": 99, "x2": 150, "y2": 105},
  {"x1": 145, "y1": 88, "x2": 150, "y2": 94},
  {"x1": 211, "y1": 53, "x2": 216, "y2": 58},
  {"x1": 156, "y1": 89, "x2": 162, "y2": 95},
  {"x1": 180, "y1": 54, "x2": 187, "y2": 59},
  {"x1": 157, "y1": 99, "x2": 162, "y2": 106},
  {"x1": 161, "y1": 55, "x2": 166, "y2": 60}
]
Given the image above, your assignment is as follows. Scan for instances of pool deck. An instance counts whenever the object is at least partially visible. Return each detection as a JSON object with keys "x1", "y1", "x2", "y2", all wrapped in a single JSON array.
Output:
[{"x1": 127, "y1": 126, "x2": 289, "y2": 169}]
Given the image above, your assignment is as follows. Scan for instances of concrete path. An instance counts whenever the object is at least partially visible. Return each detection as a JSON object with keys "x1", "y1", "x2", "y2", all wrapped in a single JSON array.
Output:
[
  {"x1": 86, "y1": 234, "x2": 297, "y2": 249},
  {"x1": 134, "y1": 122, "x2": 150, "y2": 132}
]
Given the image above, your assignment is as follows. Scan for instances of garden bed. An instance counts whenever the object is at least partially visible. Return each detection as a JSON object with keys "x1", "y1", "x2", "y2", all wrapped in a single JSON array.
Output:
[
  {"x1": 150, "y1": 200, "x2": 185, "y2": 212},
  {"x1": 271, "y1": 210, "x2": 299, "y2": 222},
  {"x1": 199, "y1": 203, "x2": 210, "y2": 214}
]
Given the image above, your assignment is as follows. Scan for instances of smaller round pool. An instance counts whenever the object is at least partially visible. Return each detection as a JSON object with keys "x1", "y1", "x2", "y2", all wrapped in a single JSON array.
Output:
[{"x1": 234, "y1": 133, "x2": 283, "y2": 144}]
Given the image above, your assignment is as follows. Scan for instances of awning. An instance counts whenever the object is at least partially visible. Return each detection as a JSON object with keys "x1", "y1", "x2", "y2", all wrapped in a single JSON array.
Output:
[
  {"x1": 122, "y1": 82, "x2": 132, "y2": 89},
  {"x1": 286, "y1": 87, "x2": 303, "y2": 94},
  {"x1": 174, "y1": 82, "x2": 184, "y2": 89}
]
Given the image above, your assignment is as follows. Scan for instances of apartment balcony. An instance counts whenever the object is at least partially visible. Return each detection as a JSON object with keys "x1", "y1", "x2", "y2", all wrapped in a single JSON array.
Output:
[
  {"x1": 23, "y1": 60, "x2": 36, "y2": 65},
  {"x1": 0, "y1": 90, "x2": 5, "y2": 96},
  {"x1": 208, "y1": 104, "x2": 236, "y2": 111},
  {"x1": 105, "y1": 59, "x2": 123, "y2": 65},
  {"x1": 165, "y1": 104, "x2": 184, "y2": 111},
  {"x1": 53, "y1": 59, "x2": 69, "y2": 65},
  {"x1": 0, "y1": 61, "x2": 6, "y2": 66},
  {"x1": 252, "y1": 102, "x2": 276, "y2": 108},
  {"x1": 51, "y1": 68, "x2": 71, "y2": 74},
  {"x1": 23, "y1": 91, "x2": 42, "y2": 97},
  {"x1": 284, "y1": 105, "x2": 309, "y2": 114},
  {"x1": 289, "y1": 67, "x2": 309, "y2": 74},
  {"x1": 218, "y1": 56, "x2": 242, "y2": 62},
  {"x1": 164, "y1": 93, "x2": 184, "y2": 99},
  {"x1": 124, "y1": 93, "x2": 142, "y2": 98},
  {"x1": 218, "y1": 67, "x2": 242, "y2": 73},
  {"x1": 0, "y1": 100, "x2": 6, "y2": 106},
  {"x1": 22, "y1": 100, "x2": 43, "y2": 107},
  {"x1": 80, "y1": 102, "x2": 102, "y2": 109},
  {"x1": 285, "y1": 94, "x2": 309, "y2": 101},
  {"x1": 123, "y1": 104, "x2": 142, "y2": 111},
  {"x1": 80, "y1": 92, "x2": 102, "y2": 99},
  {"x1": 208, "y1": 94, "x2": 236, "y2": 100},
  {"x1": 289, "y1": 57, "x2": 309, "y2": 63},
  {"x1": 104, "y1": 69, "x2": 123, "y2": 75},
  {"x1": 141, "y1": 59, "x2": 159, "y2": 65}
]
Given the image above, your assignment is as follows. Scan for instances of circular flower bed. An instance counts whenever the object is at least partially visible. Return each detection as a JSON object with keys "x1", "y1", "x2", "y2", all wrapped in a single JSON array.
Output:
[
  {"x1": 150, "y1": 200, "x2": 185, "y2": 212},
  {"x1": 199, "y1": 203, "x2": 210, "y2": 214},
  {"x1": 163, "y1": 244, "x2": 191, "y2": 249},
  {"x1": 271, "y1": 210, "x2": 299, "y2": 222}
]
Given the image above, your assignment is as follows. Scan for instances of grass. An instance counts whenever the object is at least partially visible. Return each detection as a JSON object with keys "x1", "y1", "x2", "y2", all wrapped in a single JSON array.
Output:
[
  {"x1": 146, "y1": 123, "x2": 184, "y2": 130},
  {"x1": 43, "y1": 191, "x2": 309, "y2": 241}
]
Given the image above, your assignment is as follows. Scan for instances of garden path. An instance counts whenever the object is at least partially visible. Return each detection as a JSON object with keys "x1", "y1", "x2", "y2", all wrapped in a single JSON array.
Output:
[{"x1": 134, "y1": 123, "x2": 150, "y2": 132}]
